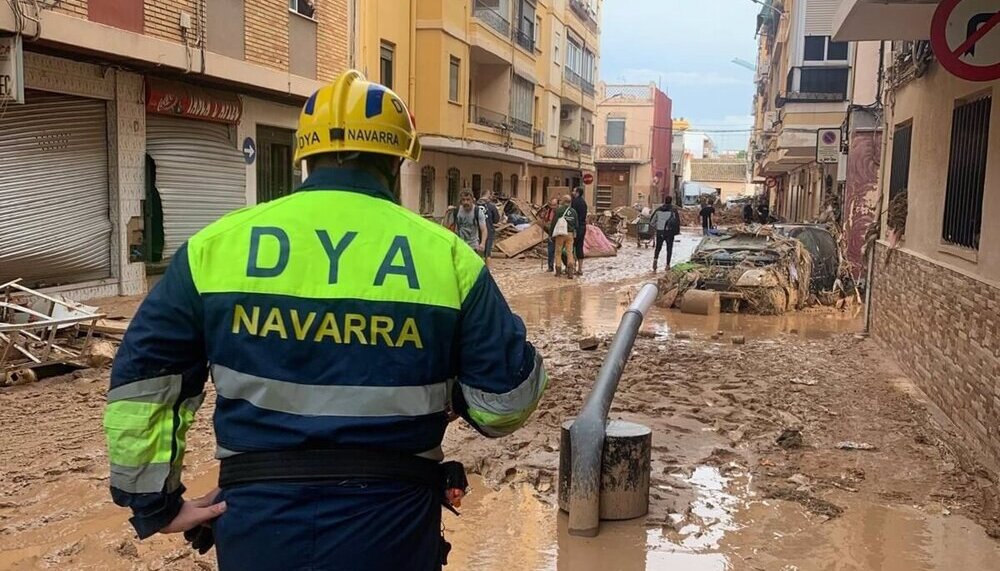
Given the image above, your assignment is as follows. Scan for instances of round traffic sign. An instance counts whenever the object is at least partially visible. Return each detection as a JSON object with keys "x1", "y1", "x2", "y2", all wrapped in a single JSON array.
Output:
[
  {"x1": 930, "y1": 0, "x2": 1000, "y2": 82},
  {"x1": 765, "y1": 176, "x2": 778, "y2": 189},
  {"x1": 582, "y1": 172, "x2": 595, "y2": 185}
]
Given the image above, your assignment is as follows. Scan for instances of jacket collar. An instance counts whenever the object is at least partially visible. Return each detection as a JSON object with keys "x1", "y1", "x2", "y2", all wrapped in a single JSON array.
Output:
[{"x1": 296, "y1": 167, "x2": 395, "y2": 202}]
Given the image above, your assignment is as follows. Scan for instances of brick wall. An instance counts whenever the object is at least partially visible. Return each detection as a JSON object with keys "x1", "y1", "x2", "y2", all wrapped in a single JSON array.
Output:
[
  {"x1": 316, "y1": 0, "x2": 349, "y2": 81},
  {"x1": 245, "y1": 0, "x2": 289, "y2": 71},
  {"x1": 872, "y1": 243, "x2": 1000, "y2": 472},
  {"x1": 52, "y1": 0, "x2": 88, "y2": 18},
  {"x1": 143, "y1": 0, "x2": 197, "y2": 43}
]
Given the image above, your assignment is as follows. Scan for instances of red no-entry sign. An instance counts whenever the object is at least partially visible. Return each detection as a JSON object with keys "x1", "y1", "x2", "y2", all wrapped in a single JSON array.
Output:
[
  {"x1": 582, "y1": 172, "x2": 594, "y2": 185},
  {"x1": 930, "y1": 0, "x2": 1000, "y2": 82}
]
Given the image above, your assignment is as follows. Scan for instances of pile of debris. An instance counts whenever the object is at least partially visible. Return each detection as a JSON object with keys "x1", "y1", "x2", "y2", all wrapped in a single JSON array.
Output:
[
  {"x1": 491, "y1": 199, "x2": 621, "y2": 260},
  {"x1": 1, "y1": 280, "x2": 126, "y2": 387},
  {"x1": 656, "y1": 225, "x2": 814, "y2": 315}
]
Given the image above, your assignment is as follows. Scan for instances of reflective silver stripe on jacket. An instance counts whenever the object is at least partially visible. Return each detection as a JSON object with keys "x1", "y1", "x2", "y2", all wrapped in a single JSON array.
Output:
[
  {"x1": 110, "y1": 462, "x2": 182, "y2": 494},
  {"x1": 107, "y1": 374, "x2": 182, "y2": 404},
  {"x1": 212, "y1": 365, "x2": 448, "y2": 418},
  {"x1": 460, "y1": 353, "x2": 546, "y2": 419}
]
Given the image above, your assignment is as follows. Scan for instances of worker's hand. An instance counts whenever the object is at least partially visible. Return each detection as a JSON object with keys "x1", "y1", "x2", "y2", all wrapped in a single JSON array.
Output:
[
  {"x1": 475, "y1": 243, "x2": 485, "y2": 253},
  {"x1": 160, "y1": 488, "x2": 227, "y2": 534},
  {"x1": 445, "y1": 488, "x2": 466, "y2": 508}
]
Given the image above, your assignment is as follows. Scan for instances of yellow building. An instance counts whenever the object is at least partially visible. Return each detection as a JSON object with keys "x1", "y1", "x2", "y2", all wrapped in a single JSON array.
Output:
[{"x1": 354, "y1": 0, "x2": 603, "y2": 216}]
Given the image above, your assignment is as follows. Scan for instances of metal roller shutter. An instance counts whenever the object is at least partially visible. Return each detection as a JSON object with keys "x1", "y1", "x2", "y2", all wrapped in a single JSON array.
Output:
[
  {"x1": 0, "y1": 93, "x2": 112, "y2": 286},
  {"x1": 146, "y1": 116, "x2": 247, "y2": 257},
  {"x1": 805, "y1": 0, "x2": 839, "y2": 35}
]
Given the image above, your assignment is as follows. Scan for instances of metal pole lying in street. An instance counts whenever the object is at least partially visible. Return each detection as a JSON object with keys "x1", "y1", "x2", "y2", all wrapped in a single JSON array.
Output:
[{"x1": 566, "y1": 282, "x2": 659, "y2": 537}]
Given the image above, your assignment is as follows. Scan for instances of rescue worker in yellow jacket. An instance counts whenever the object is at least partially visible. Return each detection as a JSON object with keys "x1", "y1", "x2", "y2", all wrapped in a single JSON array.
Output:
[{"x1": 104, "y1": 71, "x2": 547, "y2": 570}]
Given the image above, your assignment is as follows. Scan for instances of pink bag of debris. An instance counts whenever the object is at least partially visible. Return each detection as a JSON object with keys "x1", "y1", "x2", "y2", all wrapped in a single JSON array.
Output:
[{"x1": 584, "y1": 224, "x2": 617, "y2": 258}]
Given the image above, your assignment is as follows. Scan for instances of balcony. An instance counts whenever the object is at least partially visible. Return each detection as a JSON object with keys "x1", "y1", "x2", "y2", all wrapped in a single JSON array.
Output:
[
  {"x1": 564, "y1": 68, "x2": 596, "y2": 97},
  {"x1": 779, "y1": 66, "x2": 850, "y2": 105},
  {"x1": 568, "y1": 0, "x2": 599, "y2": 33},
  {"x1": 514, "y1": 28, "x2": 535, "y2": 52},
  {"x1": 469, "y1": 105, "x2": 533, "y2": 138},
  {"x1": 595, "y1": 145, "x2": 643, "y2": 163},
  {"x1": 580, "y1": 142, "x2": 592, "y2": 156},
  {"x1": 560, "y1": 137, "x2": 582, "y2": 155},
  {"x1": 473, "y1": 0, "x2": 511, "y2": 37},
  {"x1": 833, "y1": 0, "x2": 937, "y2": 42}
]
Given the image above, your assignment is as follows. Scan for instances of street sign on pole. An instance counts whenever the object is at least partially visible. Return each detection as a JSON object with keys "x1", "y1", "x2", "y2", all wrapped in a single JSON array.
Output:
[
  {"x1": 582, "y1": 172, "x2": 594, "y2": 185},
  {"x1": 930, "y1": 0, "x2": 1000, "y2": 82},
  {"x1": 242, "y1": 137, "x2": 257, "y2": 165},
  {"x1": 0, "y1": 34, "x2": 25, "y2": 105},
  {"x1": 816, "y1": 129, "x2": 841, "y2": 164}
]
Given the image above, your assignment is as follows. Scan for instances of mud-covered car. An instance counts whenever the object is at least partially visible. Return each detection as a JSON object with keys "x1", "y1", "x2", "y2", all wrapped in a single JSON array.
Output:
[{"x1": 674, "y1": 225, "x2": 839, "y2": 314}]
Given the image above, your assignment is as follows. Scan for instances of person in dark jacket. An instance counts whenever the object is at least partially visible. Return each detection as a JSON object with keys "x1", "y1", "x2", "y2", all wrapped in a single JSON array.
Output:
[
  {"x1": 743, "y1": 202, "x2": 754, "y2": 224},
  {"x1": 649, "y1": 196, "x2": 680, "y2": 271},
  {"x1": 571, "y1": 187, "x2": 588, "y2": 276},
  {"x1": 548, "y1": 194, "x2": 578, "y2": 278},
  {"x1": 103, "y1": 71, "x2": 547, "y2": 571},
  {"x1": 699, "y1": 202, "x2": 716, "y2": 235}
]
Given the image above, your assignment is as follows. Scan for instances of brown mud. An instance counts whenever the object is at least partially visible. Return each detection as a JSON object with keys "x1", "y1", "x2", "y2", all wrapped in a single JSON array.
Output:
[{"x1": 1, "y1": 240, "x2": 998, "y2": 569}]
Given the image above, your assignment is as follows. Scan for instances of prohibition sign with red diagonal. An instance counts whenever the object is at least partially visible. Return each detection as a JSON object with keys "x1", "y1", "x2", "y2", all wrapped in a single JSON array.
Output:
[{"x1": 930, "y1": 0, "x2": 1000, "y2": 82}]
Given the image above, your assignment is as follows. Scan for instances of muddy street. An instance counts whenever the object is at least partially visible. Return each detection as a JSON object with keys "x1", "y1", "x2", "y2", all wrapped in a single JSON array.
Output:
[{"x1": 1, "y1": 238, "x2": 999, "y2": 570}]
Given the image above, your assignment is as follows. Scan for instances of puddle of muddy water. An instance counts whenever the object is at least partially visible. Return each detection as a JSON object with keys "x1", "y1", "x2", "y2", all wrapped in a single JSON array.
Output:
[{"x1": 446, "y1": 471, "x2": 1000, "y2": 571}]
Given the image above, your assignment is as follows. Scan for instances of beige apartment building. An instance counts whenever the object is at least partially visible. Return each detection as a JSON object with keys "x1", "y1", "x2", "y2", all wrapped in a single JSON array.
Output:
[
  {"x1": 0, "y1": 0, "x2": 348, "y2": 298},
  {"x1": 835, "y1": 0, "x2": 1000, "y2": 474},
  {"x1": 593, "y1": 82, "x2": 672, "y2": 211},
  {"x1": 354, "y1": 0, "x2": 602, "y2": 216}
]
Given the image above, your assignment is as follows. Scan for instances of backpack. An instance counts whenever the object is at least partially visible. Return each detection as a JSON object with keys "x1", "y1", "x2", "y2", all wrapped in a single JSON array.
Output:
[
  {"x1": 552, "y1": 208, "x2": 570, "y2": 237},
  {"x1": 666, "y1": 209, "x2": 681, "y2": 235},
  {"x1": 479, "y1": 200, "x2": 499, "y2": 227}
]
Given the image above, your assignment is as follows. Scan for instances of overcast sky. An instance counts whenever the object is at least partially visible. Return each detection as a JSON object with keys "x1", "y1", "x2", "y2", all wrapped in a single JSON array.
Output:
[{"x1": 600, "y1": 0, "x2": 760, "y2": 151}]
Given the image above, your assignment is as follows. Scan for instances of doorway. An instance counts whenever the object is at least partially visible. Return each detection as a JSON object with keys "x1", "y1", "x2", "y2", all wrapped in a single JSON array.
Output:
[{"x1": 257, "y1": 126, "x2": 297, "y2": 203}]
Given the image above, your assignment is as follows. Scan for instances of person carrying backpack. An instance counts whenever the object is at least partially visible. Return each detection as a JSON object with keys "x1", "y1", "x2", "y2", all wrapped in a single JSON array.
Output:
[
  {"x1": 650, "y1": 196, "x2": 681, "y2": 271},
  {"x1": 477, "y1": 190, "x2": 501, "y2": 268},
  {"x1": 548, "y1": 194, "x2": 578, "y2": 278}
]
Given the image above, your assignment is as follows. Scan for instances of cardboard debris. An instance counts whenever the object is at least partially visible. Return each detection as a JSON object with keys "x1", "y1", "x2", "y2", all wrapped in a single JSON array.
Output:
[{"x1": 497, "y1": 225, "x2": 547, "y2": 258}]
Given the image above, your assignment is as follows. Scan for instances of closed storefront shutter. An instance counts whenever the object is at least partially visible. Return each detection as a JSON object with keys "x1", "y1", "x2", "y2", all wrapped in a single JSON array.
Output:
[
  {"x1": 0, "y1": 93, "x2": 112, "y2": 286},
  {"x1": 146, "y1": 116, "x2": 247, "y2": 257}
]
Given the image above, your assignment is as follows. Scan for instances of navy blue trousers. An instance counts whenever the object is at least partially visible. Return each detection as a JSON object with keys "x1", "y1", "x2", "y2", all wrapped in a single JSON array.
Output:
[{"x1": 213, "y1": 481, "x2": 442, "y2": 571}]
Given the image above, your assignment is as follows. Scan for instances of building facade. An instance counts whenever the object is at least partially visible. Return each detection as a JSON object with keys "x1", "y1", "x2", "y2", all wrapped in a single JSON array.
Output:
[
  {"x1": 0, "y1": 0, "x2": 348, "y2": 298},
  {"x1": 592, "y1": 82, "x2": 672, "y2": 211},
  {"x1": 689, "y1": 159, "x2": 753, "y2": 203},
  {"x1": 835, "y1": 0, "x2": 1000, "y2": 474},
  {"x1": 354, "y1": 0, "x2": 602, "y2": 216},
  {"x1": 750, "y1": 0, "x2": 879, "y2": 228}
]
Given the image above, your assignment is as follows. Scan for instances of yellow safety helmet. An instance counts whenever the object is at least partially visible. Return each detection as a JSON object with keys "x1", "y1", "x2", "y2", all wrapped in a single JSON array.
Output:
[{"x1": 294, "y1": 70, "x2": 421, "y2": 163}]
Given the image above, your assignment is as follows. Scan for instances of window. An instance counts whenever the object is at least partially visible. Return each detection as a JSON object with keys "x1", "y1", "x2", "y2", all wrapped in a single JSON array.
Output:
[
  {"x1": 542, "y1": 177, "x2": 550, "y2": 200},
  {"x1": 447, "y1": 168, "x2": 461, "y2": 206},
  {"x1": 803, "y1": 36, "x2": 849, "y2": 62},
  {"x1": 551, "y1": 105, "x2": 558, "y2": 138},
  {"x1": 420, "y1": 166, "x2": 436, "y2": 215},
  {"x1": 554, "y1": 33, "x2": 561, "y2": 65},
  {"x1": 535, "y1": 15, "x2": 542, "y2": 45},
  {"x1": 606, "y1": 118, "x2": 625, "y2": 145},
  {"x1": 516, "y1": 0, "x2": 536, "y2": 51},
  {"x1": 530, "y1": 176, "x2": 538, "y2": 203},
  {"x1": 493, "y1": 172, "x2": 504, "y2": 195},
  {"x1": 581, "y1": 49, "x2": 595, "y2": 83},
  {"x1": 888, "y1": 122, "x2": 912, "y2": 201},
  {"x1": 567, "y1": 37, "x2": 582, "y2": 73},
  {"x1": 510, "y1": 75, "x2": 534, "y2": 136},
  {"x1": 449, "y1": 57, "x2": 461, "y2": 102},
  {"x1": 511, "y1": 174, "x2": 520, "y2": 198},
  {"x1": 380, "y1": 42, "x2": 395, "y2": 89},
  {"x1": 942, "y1": 94, "x2": 990, "y2": 250},
  {"x1": 472, "y1": 174, "x2": 482, "y2": 197},
  {"x1": 289, "y1": 0, "x2": 315, "y2": 18}
]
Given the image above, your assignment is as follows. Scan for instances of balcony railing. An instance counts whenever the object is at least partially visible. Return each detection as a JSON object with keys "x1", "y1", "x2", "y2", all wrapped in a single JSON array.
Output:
[
  {"x1": 568, "y1": 0, "x2": 599, "y2": 32},
  {"x1": 473, "y1": 0, "x2": 511, "y2": 37},
  {"x1": 469, "y1": 105, "x2": 534, "y2": 138},
  {"x1": 564, "y1": 68, "x2": 596, "y2": 96},
  {"x1": 781, "y1": 66, "x2": 850, "y2": 104},
  {"x1": 514, "y1": 28, "x2": 535, "y2": 52},
  {"x1": 509, "y1": 116, "x2": 533, "y2": 138},
  {"x1": 533, "y1": 129, "x2": 546, "y2": 147},
  {"x1": 595, "y1": 144, "x2": 643, "y2": 162}
]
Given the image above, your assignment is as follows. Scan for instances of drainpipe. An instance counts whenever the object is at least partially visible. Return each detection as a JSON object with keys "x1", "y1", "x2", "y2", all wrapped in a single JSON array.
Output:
[
  {"x1": 863, "y1": 41, "x2": 888, "y2": 336},
  {"x1": 409, "y1": 0, "x2": 417, "y2": 111}
]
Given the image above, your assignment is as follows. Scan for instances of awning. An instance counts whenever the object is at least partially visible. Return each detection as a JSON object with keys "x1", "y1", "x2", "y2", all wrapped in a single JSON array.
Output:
[
  {"x1": 833, "y1": 0, "x2": 939, "y2": 42},
  {"x1": 145, "y1": 77, "x2": 242, "y2": 125}
]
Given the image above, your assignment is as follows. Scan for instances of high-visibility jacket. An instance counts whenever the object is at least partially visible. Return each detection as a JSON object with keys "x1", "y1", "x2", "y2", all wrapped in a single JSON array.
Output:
[{"x1": 104, "y1": 167, "x2": 547, "y2": 538}]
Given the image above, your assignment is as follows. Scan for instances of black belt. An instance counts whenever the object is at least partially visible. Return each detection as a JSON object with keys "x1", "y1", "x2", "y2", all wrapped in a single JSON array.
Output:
[{"x1": 219, "y1": 449, "x2": 444, "y2": 490}]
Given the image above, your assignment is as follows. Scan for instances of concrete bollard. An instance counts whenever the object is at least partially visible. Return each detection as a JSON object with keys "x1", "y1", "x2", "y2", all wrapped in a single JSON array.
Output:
[
  {"x1": 680, "y1": 290, "x2": 721, "y2": 315},
  {"x1": 558, "y1": 419, "x2": 652, "y2": 521}
]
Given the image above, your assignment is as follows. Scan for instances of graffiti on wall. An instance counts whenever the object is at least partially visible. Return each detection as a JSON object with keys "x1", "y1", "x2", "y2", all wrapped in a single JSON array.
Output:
[{"x1": 843, "y1": 131, "x2": 883, "y2": 278}]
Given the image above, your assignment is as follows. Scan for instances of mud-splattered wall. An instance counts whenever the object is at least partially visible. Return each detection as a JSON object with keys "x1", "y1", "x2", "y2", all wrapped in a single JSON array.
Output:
[
  {"x1": 843, "y1": 131, "x2": 882, "y2": 278},
  {"x1": 872, "y1": 243, "x2": 1000, "y2": 475}
]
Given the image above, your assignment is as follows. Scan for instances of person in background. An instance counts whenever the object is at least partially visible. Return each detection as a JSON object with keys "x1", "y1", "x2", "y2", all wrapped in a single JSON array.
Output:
[
  {"x1": 757, "y1": 201, "x2": 770, "y2": 224},
  {"x1": 650, "y1": 196, "x2": 681, "y2": 272},
  {"x1": 743, "y1": 202, "x2": 754, "y2": 224},
  {"x1": 699, "y1": 201, "x2": 716, "y2": 235},
  {"x1": 570, "y1": 187, "x2": 588, "y2": 277},
  {"x1": 456, "y1": 190, "x2": 488, "y2": 254},
  {"x1": 548, "y1": 194, "x2": 577, "y2": 278},
  {"x1": 477, "y1": 190, "x2": 501, "y2": 267},
  {"x1": 541, "y1": 197, "x2": 559, "y2": 272}
]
